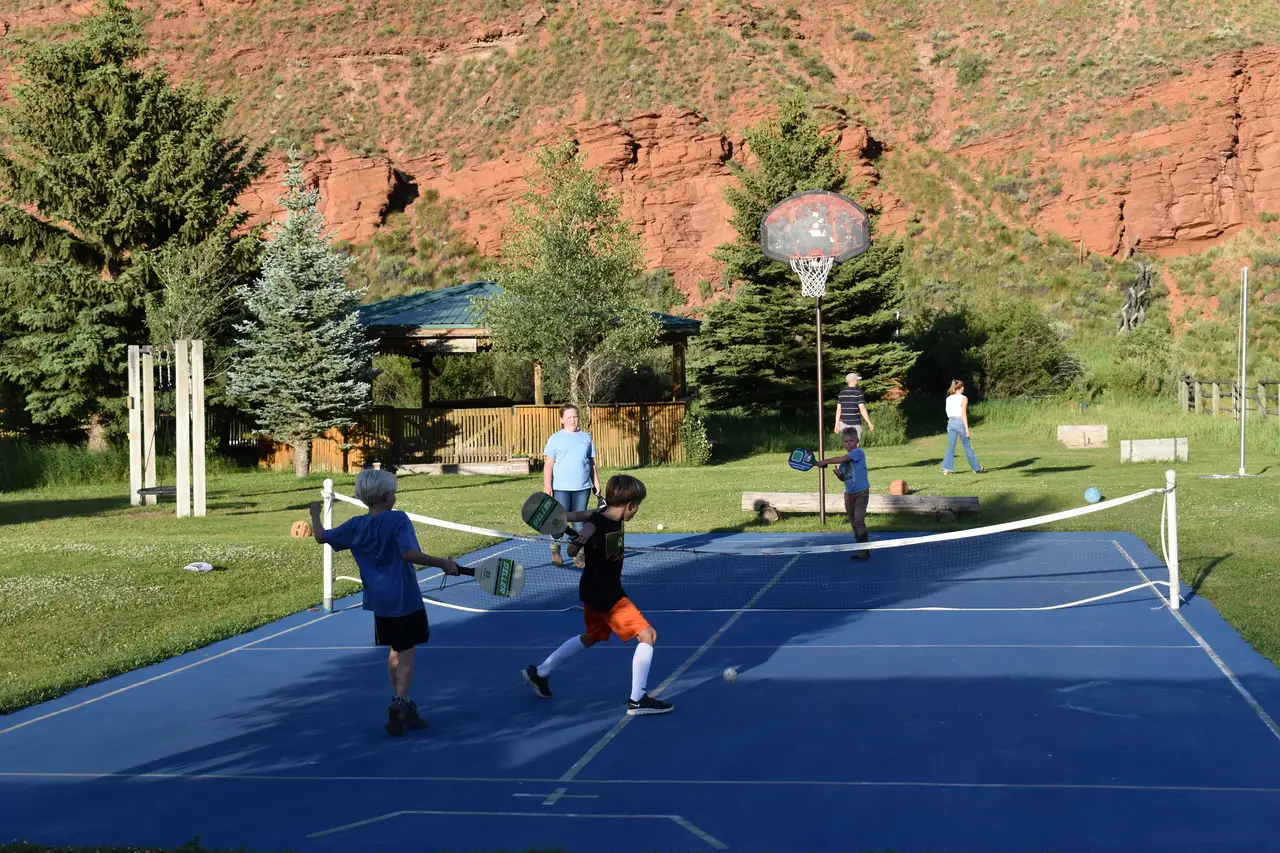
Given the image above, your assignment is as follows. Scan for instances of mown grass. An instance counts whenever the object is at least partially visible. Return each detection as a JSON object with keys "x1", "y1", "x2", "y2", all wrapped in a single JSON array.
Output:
[{"x1": 2, "y1": 399, "x2": 1277, "y2": 716}]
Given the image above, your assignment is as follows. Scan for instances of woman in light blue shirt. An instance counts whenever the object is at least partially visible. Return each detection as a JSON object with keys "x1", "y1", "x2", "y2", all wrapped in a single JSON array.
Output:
[{"x1": 543, "y1": 403, "x2": 602, "y2": 568}]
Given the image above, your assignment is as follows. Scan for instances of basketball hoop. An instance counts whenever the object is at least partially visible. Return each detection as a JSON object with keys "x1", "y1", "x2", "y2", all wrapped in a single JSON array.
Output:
[
  {"x1": 758, "y1": 190, "x2": 872, "y2": 527},
  {"x1": 791, "y1": 255, "x2": 834, "y2": 298}
]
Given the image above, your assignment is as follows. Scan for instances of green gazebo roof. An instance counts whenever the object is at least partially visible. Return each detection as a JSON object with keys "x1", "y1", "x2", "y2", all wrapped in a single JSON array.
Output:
[{"x1": 356, "y1": 280, "x2": 701, "y2": 342}]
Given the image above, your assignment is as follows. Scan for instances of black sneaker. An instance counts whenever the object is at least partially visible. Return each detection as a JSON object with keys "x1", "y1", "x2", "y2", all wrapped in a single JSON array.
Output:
[
  {"x1": 522, "y1": 665, "x2": 552, "y2": 698},
  {"x1": 626, "y1": 693, "x2": 673, "y2": 716},
  {"x1": 385, "y1": 699, "x2": 406, "y2": 736},
  {"x1": 403, "y1": 699, "x2": 428, "y2": 729}
]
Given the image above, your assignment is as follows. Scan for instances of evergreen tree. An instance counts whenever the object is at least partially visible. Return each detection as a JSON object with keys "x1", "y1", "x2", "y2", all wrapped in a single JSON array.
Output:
[
  {"x1": 478, "y1": 139, "x2": 660, "y2": 409},
  {"x1": 0, "y1": 0, "x2": 264, "y2": 446},
  {"x1": 691, "y1": 100, "x2": 917, "y2": 413},
  {"x1": 226, "y1": 150, "x2": 376, "y2": 478}
]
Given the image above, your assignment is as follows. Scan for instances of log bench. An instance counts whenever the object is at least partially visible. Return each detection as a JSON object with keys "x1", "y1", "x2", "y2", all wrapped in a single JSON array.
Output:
[{"x1": 743, "y1": 491, "x2": 980, "y2": 523}]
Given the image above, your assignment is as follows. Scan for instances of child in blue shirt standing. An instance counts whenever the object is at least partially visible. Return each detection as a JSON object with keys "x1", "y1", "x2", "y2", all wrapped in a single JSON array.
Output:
[
  {"x1": 542, "y1": 403, "x2": 602, "y2": 569},
  {"x1": 816, "y1": 427, "x2": 872, "y2": 560},
  {"x1": 309, "y1": 469, "x2": 460, "y2": 736}
]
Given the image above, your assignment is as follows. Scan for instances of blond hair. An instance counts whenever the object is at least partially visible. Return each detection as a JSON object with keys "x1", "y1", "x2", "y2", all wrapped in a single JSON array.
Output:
[{"x1": 355, "y1": 468, "x2": 398, "y2": 506}]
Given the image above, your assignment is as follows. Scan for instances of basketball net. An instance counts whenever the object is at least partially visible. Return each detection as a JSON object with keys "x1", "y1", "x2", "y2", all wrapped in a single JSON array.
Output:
[{"x1": 791, "y1": 255, "x2": 834, "y2": 298}]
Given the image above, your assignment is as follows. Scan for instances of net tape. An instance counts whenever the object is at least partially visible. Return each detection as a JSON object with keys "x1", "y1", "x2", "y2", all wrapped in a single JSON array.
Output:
[{"x1": 323, "y1": 483, "x2": 1179, "y2": 614}]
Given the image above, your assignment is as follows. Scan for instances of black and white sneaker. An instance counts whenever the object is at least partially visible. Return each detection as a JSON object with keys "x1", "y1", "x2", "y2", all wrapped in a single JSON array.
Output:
[
  {"x1": 626, "y1": 693, "x2": 673, "y2": 716},
  {"x1": 522, "y1": 665, "x2": 552, "y2": 698}
]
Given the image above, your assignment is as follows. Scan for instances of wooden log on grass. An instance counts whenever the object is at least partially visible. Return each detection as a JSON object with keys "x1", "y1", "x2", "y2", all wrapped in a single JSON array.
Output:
[{"x1": 743, "y1": 491, "x2": 979, "y2": 522}]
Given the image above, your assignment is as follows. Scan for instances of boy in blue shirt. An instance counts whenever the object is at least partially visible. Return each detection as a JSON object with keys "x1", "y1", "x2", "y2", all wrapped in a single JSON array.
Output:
[
  {"x1": 815, "y1": 428, "x2": 872, "y2": 560},
  {"x1": 309, "y1": 469, "x2": 460, "y2": 736}
]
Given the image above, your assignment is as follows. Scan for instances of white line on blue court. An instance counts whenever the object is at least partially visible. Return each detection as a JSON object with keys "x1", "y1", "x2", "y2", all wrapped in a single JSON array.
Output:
[
  {"x1": 4, "y1": 771, "x2": 1279, "y2": 794},
  {"x1": 1113, "y1": 539, "x2": 1280, "y2": 743},
  {"x1": 241, "y1": 643, "x2": 1201, "y2": 651},
  {"x1": 304, "y1": 809, "x2": 728, "y2": 849},
  {"x1": 0, "y1": 606, "x2": 352, "y2": 737},
  {"x1": 545, "y1": 554, "x2": 802, "y2": 805}
]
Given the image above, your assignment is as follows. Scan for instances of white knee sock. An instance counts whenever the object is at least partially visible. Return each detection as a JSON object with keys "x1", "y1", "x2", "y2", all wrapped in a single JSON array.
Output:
[
  {"x1": 537, "y1": 636, "x2": 585, "y2": 677},
  {"x1": 630, "y1": 642, "x2": 654, "y2": 702}
]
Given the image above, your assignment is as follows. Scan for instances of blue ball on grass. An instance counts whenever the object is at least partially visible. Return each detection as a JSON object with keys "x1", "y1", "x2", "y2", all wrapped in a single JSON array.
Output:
[{"x1": 1084, "y1": 487, "x2": 1102, "y2": 503}]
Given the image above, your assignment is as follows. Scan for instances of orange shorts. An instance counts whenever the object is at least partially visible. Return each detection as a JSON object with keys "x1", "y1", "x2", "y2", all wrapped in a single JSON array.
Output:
[{"x1": 583, "y1": 597, "x2": 650, "y2": 643}]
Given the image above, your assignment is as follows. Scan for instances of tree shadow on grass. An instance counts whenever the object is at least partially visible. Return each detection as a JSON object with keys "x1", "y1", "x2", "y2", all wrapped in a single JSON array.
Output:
[
  {"x1": 1019, "y1": 464, "x2": 1093, "y2": 476},
  {"x1": 0, "y1": 497, "x2": 130, "y2": 526}
]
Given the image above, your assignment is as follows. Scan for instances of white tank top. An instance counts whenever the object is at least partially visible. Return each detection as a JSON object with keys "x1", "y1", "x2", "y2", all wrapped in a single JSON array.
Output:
[{"x1": 946, "y1": 393, "x2": 965, "y2": 419}]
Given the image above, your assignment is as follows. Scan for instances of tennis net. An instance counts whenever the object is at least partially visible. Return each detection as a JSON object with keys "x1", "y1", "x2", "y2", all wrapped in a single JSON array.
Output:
[{"x1": 318, "y1": 472, "x2": 1181, "y2": 614}]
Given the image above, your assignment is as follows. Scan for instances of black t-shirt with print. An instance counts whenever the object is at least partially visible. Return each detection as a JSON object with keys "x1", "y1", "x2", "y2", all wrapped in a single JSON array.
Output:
[{"x1": 578, "y1": 510, "x2": 626, "y2": 611}]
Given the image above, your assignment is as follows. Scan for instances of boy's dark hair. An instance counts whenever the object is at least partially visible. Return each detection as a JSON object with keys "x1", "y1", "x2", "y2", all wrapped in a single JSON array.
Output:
[
  {"x1": 604, "y1": 473, "x2": 646, "y2": 507},
  {"x1": 559, "y1": 403, "x2": 579, "y2": 416},
  {"x1": 841, "y1": 427, "x2": 860, "y2": 446}
]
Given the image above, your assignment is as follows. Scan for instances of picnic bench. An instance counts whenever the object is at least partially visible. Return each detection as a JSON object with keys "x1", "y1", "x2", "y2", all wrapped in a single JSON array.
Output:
[{"x1": 743, "y1": 491, "x2": 980, "y2": 523}]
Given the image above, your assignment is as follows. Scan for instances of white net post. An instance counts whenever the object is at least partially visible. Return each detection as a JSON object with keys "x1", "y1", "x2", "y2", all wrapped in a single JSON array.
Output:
[
  {"x1": 322, "y1": 477, "x2": 335, "y2": 612},
  {"x1": 175, "y1": 339, "x2": 191, "y2": 518},
  {"x1": 1164, "y1": 469, "x2": 1180, "y2": 610}
]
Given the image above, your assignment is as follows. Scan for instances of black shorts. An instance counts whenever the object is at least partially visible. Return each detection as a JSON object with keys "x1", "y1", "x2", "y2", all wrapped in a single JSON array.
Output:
[{"x1": 374, "y1": 608, "x2": 429, "y2": 652}]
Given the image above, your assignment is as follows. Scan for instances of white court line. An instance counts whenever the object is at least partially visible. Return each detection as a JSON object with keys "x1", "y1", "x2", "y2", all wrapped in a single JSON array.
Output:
[
  {"x1": 241, "y1": 643, "x2": 1201, "y2": 651},
  {"x1": 547, "y1": 555, "x2": 802, "y2": 804},
  {"x1": 4, "y1": 771, "x2": 1279, "y2": 794},
  {"x1": 305, "y1": 809, "x2": 727, "y2": 849},
  {"x1": 0, "y1": 608, "x2": 350, "y2": 737},
  {"x1": 1113, "y1": 541, "x2": 1280, "y2": 743}
]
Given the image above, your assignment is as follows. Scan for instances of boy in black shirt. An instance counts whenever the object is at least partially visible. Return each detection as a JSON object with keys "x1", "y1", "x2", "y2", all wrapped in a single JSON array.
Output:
[{"x1": 522, "y1": 474, "x2": 673, "y2": 716}]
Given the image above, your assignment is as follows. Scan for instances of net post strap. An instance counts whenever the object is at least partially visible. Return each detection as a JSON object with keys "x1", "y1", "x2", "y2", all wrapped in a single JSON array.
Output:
[{"x1": 791, "y1": 255, "x2": 834, "y2": 298}]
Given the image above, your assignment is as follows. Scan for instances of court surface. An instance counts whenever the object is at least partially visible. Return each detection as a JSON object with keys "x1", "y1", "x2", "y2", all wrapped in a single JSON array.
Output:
[{"x1": 3, "y1": 529, "x2": 1280, "y2": 853}]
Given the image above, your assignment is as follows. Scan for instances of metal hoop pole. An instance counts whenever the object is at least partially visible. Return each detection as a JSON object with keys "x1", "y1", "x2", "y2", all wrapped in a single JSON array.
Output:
[{"x1": 816, "y1": 296, "x2": 826, "y2": 526}]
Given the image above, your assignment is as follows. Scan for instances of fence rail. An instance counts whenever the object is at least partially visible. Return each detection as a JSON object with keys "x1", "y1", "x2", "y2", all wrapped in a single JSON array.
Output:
[
  {"x1": 1178, "y1": 376, "x2": 1280, "y2": 424},
  {"x1": 223, "y1": 402, "x2": 689, "y2": 474}
]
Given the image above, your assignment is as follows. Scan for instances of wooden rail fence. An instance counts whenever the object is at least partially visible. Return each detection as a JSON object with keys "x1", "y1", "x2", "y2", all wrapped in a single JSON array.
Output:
[
  {"x1": 1178, "y1": 376, "x2": 1280, "y2": 424},
  {"x1": 247, "y1": 402, "x2": 688, "y2": 474}
]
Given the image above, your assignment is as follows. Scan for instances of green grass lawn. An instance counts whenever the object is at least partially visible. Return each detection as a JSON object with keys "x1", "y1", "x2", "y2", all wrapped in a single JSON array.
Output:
[{"x1": 1, "y1": 400, "x2": 1277, "y2": 716}]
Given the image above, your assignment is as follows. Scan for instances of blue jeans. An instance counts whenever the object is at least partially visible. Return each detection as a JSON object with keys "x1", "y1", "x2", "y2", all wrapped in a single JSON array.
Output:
[
  {"x1": 942, "y1": 417, "x2": 982, "y2": 472},
  {"x1": 552, "y1": 488, "x2": 592, "y2": 540}
]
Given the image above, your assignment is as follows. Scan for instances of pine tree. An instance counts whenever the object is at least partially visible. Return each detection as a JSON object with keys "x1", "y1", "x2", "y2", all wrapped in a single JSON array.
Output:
[
  {"x1": 0, "y1": 0, "x2": 264, "y2": 446},
  {"x1": 692, "y1": 100, "x2": 917, "y2": 414},
  {"x1": 226, "y1": 150, "x2": 376, "y2": 477}
]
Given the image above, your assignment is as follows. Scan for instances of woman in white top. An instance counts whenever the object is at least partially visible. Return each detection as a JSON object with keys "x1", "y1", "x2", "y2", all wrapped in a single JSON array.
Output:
[{"x1": 941, "y1": 379, "x2": 986, "y2": 474}]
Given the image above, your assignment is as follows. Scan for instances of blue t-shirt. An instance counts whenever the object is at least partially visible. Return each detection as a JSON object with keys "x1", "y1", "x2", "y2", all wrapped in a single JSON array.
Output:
[
  {"x1": 543, "y1": 428, "x2": 596, "y2": 491},
  {"x1": 324, "y1": 510, "x2": 424, "y2": 617},
  {"x1": 837, "y1": 449, "x2": 870, "y2": 494}
]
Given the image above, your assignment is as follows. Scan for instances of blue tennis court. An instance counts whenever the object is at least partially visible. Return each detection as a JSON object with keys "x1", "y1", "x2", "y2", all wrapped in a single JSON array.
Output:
[{"x1": 3, "y1": 523, "x2": 1280, "y2": 853}]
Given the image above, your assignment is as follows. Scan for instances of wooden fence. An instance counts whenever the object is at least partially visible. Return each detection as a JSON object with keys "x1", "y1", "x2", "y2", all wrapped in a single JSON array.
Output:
[
  {"x1": 242, "y1": 402, "x2": 689, "y2": 474},
  {"x1": 1178, "y1": 376, "x2": 1280, "y2": 423}
]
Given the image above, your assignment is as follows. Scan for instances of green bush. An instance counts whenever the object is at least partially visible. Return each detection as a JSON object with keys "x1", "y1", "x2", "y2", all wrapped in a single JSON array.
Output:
[
  {"x1": 860, "y1": 401, "x2": 908, "y2": 447},
  {"x1": 1101, "y1": 324, "x2": 1174, "y2": 397},
  {"x1": 680, "y1": 408, "x2": 713, "y2": 465},
  {"x1": 975, "y1": 299, "x2": 1081, "y2": 398}
]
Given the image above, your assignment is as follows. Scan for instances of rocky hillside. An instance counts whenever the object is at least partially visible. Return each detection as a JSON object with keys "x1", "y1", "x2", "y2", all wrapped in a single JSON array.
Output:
[{"x1": 3, "y1": 0, "x2": 1279, "y2": 329}]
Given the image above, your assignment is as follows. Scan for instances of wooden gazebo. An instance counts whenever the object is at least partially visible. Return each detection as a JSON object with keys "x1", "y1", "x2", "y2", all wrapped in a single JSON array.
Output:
[{"x1": 355, "y1": 280, "x2": 702, "y2": 405}]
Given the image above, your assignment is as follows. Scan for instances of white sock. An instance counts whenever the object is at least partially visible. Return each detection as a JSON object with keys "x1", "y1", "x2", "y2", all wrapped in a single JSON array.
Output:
[
  {"x1": 630, "y1": 642, "x2": 654, "y2": 702},
  {"x1": 537, "y1": 636, "x2": 585, "y2": 677}
]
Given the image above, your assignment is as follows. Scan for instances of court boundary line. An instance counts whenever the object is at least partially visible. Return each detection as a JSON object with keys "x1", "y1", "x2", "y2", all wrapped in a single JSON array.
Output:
[
  {"x1": 4, "y1": 771, "x2": 1279, "y2": 794},
  {"x1": 305, "y1": 809, "x2": 727, "y2": 849},
  {"x1": 547, "y1": 555, "x2": 802, "y2": 803},
  {"x1": 1113, "y1": 540, "x2": 1280, "y2": 743},
  {"x1": 240, "y1": 643, "x2": 1202, "y2": 651},
  {"x1": 0, "y1": 608, "x2": 350, "y2": 737}
]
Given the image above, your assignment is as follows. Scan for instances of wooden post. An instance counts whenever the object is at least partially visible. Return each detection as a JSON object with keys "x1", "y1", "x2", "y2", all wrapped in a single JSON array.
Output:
[
  {"x1": 128, "y1": 346, "x2": 142, "y2": 506},
  {"x1": 533, "y1": 360, "x2": 544, "y2": 406},
  {"x1": 191, "y1": 339, "x2": 206, "y2": 517},
  {"x1": 1177, "y1": 375, "x2": 1189, "y2": 412},
  {"x1": 417, "y1": 353, "x2": 435, "y2": 407},
  {"x1": 175, "y1": 339, "x2": 191, "y2": 518},
  {"x1": 141, "y1": 346, "x2": 157, "y2": 506},
  {"x1": 1211, "y1": 382, "x2": 1220, "y2": 416},
  {"x1": 670, "y1": 342, "x2": 686, "y2": 401},
  {"x1": 1193, "y1": 379, "x2": 1202, "y2": 414}
]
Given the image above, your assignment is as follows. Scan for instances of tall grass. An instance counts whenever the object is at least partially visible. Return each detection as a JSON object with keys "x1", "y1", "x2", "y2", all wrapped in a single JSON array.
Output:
[{"x1": 0, "y1": 440, "x2": 244, "y2": 493}]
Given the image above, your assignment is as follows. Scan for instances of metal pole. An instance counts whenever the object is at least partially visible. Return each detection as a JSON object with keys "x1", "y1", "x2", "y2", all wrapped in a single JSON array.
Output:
[
  {"x1": 816, "y1": 296, "x2": 826, "y2": 526},
  {"x1": 1165, "y1": 469, "x2": 1179, "y2": 611},
  {"x1": 322, "y1": 478, "x2": 335, "y2": 612},
  {"x1": 1239, "y1": 267, "x2": 1248, "y2": 477}
]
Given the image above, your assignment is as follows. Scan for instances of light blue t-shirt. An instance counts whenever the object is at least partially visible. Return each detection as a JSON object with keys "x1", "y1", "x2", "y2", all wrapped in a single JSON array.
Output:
[
  {"x1": 837, "y1": 449, "x2": 870, "y2": 494},
  {"x1": 544, "y1": 428, "x2": 596, "y2": 491},
  {"x1": 324, "y1": 510, "x2": 424, "y2": 617}
]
